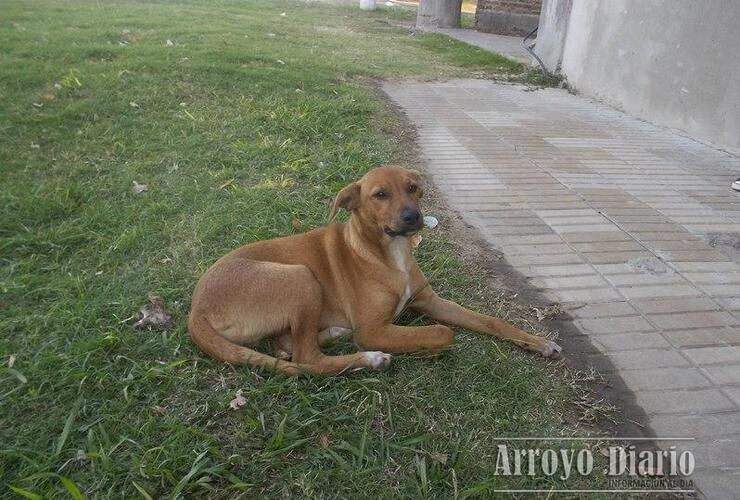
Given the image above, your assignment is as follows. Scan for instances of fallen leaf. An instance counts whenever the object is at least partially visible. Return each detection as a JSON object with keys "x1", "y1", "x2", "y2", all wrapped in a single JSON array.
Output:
[
  {"x1": 75, "y1": 449, "x2": 87, "y2": 461},
  {"x1": 8, "y1": 354, "x2": 16, "y2": 368},
  {"x1": 319, "y1": 435, "x2": 330, "y2": 449},
  {"x1": 276, "y1": 59, "x2": 285, "y2": 65},
  {"x1": 411, "y1": 233, "x2": 422, "y2": 252},
  {"x1": 165, "y1": 39, "x2": 174, "y2": 47},
  {"x1": 217, "y1": 178, "x2": 235, "y2": 190},
  {"x1": 30, "y1": 142, "x2": 40, "y2": 149},
  {"x1": 129, "y1": 101, "x2": 139, "y2": 108},
  {"x1": 132, "y1": 296, "x2": 173, "y2": 331},
  {"x1": 132, "y1": 180, "x2": 148, "y2": 194},
  {"x1": 531, "y1": 304, "x2": 566, "y2": 321},
  {"x1": 229, "y1": 389, "x2": 246, "y2": 410},
  {"x1": 153, "y1": 405, "x2": 167, "y2": 416},
  {"x1": 429, "y1": 452, "x2": 448, "y2": 465},
  {"x1": 291, "y1": 218, "x2": 303, "y2": 230},
  {"x1": 32, "y1": 102, "x2": 43, "y2": 108}
]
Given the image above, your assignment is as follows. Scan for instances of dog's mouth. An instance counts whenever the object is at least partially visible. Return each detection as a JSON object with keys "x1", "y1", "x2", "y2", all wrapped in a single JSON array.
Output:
[{"x1": 384, "y1": 223, "x2": 423, "y2": 238}]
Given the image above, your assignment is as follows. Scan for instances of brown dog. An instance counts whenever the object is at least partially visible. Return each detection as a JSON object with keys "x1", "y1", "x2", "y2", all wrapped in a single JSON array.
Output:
[{"x1": 188, "y1": 166, "x2": 561, "y2": 375}]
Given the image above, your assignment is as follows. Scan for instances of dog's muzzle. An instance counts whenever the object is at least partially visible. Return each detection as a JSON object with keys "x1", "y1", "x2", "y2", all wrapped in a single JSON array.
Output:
[{"x1": 385, "y1": 208, "x2": 424, "y2": 237}]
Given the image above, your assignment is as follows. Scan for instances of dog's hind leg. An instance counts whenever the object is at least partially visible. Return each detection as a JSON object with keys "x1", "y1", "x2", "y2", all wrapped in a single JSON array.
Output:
[
  {"x1": 191, "y1": 258, "x2": 388, "y2": 375},
  {"x1": 272, "y1": 326, "x2": 352, "y2": 360},
  {"x1": 287, "y1": 268, "x2": 391, "y2": 374}
]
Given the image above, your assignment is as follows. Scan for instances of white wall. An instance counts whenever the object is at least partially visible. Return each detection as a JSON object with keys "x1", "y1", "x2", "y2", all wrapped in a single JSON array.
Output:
[{"x1": 536, "y1": 0, "x2": 740, "y2": 152}]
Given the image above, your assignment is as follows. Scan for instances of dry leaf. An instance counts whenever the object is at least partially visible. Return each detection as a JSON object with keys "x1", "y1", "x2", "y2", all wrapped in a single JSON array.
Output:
[
  {"x1": 132, "y1": 296, "x2": 173, "y2": 331},
  {"x1": 291, "y1": 218, "x2": 304, "y2": 231},
  {"x1": 319, "y1": 435, "x2": 330, "y2": 449},
  {"x1": 229, "y1": 390, "x2": 246, "y2": 410},
  {"x1": 276, "y1": 59, "x2": 285, "y2": 65},
  {"x1": 129, "y1": 101, "x2": 139, "y2": 108},
  {"x1": 32, "y1": 102, "x2": 43, "y2": 108},
  {"x1": 153, "y1": 405, "x2": 167, "y2": 416},
  {"x1": 8, "y1": 354, "x2": 16, "y2": 368},
  {"x1": 429, "y1": 452, "x2": 448, "y2": 465},
  {"x1": 217, "y1": 178, "x2": 235, "y2": 190},
  {"x1": 411, "y1": 233, "x2": 422, "y2": 252},
  {"x1": 165, "y1": 39, "x2": 174, "y2": 47},
  {"x1": 132, "y1": 180, "x2": 148, "y2": 194}
]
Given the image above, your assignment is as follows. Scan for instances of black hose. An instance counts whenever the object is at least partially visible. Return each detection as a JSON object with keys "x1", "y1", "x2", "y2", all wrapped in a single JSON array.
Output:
[{"x1": 523, "y1": 25, "x2": 550, "y2": 76}]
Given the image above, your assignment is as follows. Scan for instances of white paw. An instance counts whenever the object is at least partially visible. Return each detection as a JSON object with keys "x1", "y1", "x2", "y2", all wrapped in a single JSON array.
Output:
[
  {"x1": 363, "y1": 351, "x2": 392, "y2": 370},
  {"x1": 539, "y1": 339, "x2": 563, "y2": 359}
]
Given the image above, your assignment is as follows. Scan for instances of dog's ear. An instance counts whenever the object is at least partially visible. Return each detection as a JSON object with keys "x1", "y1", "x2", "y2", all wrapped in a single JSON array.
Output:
[
  {"x1": 407, "y1": 168, "x2": 424, "y2": 198},
  {"x1": 329, "y1": 182, "x2": 360, "y2": 221}
]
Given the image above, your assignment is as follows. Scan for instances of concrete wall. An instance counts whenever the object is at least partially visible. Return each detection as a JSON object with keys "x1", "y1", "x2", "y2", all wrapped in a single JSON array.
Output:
[
  {"x1": 535, "y1": 0, "x2": 740, "y2": 152},
  {"x1": 476, "y1": 0, "x2": 542, "y2": 36}
]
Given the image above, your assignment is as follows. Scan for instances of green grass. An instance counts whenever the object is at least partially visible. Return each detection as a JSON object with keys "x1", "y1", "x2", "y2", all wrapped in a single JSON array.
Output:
[{"x1": 1, "y1": 0, "x2": 605, "y2": 497}]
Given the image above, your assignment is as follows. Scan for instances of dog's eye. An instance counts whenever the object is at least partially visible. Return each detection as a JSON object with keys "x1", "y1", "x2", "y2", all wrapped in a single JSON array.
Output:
[
  {"x1": 408, "y1": 184, "x2": 417, "y2": 194},
  {"x1": 373, "y1": 191, "x2": 388, "y2": 199}
]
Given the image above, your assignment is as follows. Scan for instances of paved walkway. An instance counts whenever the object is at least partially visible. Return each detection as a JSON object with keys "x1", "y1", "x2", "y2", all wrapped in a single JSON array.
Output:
[
  {"x1": 425, "y1": 28, "x2": 532, "y2": 64},
  {"x1": 384, "y1": 79, "x2": 740, "y2": 498}
]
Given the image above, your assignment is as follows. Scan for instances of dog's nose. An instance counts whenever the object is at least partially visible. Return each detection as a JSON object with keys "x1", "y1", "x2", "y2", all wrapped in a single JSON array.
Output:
[{"x1": 401, "y1": 207, "x2": 421, "y2": 226}]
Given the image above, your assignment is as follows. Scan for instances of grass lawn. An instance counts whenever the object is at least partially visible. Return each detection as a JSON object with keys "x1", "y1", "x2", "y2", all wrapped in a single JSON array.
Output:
[{"x1": 1, "y1": 0, "x2": 606, "y2": 497}]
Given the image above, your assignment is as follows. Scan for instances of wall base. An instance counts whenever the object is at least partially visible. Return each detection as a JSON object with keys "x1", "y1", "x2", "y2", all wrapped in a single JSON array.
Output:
[{"x1": 475, "y1": 10, "x2": 539, "y2": 36}]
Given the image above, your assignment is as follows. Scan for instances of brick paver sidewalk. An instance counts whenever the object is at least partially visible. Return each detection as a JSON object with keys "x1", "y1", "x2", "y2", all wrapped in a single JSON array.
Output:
[{"x1": 385, "y1": 79, "x2": 740, "y2": 498}]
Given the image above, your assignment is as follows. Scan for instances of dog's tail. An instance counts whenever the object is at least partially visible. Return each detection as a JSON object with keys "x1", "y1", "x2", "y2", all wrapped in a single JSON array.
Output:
[{"x1": 188, "y1": 313, "x2": 305, "y2": 376}]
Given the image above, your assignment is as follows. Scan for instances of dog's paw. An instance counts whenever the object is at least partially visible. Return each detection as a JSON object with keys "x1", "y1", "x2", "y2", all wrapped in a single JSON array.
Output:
[
  {"x1": 363, "y1": 351, "x2": 392, "y2": 370},
  {"x1": 538, "y1": 339, "x2": 562, "y2": 359}
]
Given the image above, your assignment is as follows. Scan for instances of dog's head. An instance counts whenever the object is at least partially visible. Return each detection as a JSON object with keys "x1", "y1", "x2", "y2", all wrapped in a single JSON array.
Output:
[{"x1": 330, "y1": 165, "x2": 424, "y2": 237}]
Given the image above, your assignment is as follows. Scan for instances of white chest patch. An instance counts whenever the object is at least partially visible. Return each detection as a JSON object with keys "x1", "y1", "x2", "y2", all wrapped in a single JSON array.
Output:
[
  {"x1": 389, "y1": 238, "x2": 408, "y2": 272},
  {"x1": 389, "y1": 238, "x2": 411, "y2": 318}
]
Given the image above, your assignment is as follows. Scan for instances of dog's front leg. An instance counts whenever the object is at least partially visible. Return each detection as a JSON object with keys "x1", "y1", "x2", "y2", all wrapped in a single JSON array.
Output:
[
  {"x1": 409, "y1": 288, "x2": 562, "y2": 358},
  {"x1": 354, "y1": 323, "x2": 454, "y2": 354}
]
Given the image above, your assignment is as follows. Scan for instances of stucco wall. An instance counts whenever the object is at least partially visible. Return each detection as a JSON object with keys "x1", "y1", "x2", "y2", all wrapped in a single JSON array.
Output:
[
  {"x1": 535, "y1": 0, "x2": 740, "y2": 152},
  {"x1": 476, "y1": 0, "x2": 542, "y2": 36}
]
